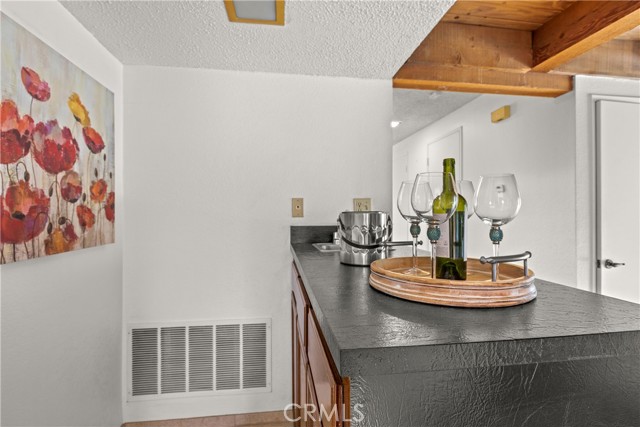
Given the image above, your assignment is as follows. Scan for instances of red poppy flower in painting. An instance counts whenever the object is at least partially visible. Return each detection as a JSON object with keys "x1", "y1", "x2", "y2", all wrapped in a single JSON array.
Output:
[
  {"x1": 21, "y1": 67, "x2": 51, "y2": 102},
  {"x1": 90, "y1": 179, "x2": 107, "y2": 203},
  {"x1": 32, "y1": 120, "x2": 79, "y2": 174},
  {"x1": 45, "y1": 223, "x2": 78, "y2": 255},
  {"x1": 1, "y1": 100, "x2": 34, "y2": 164},
  {"x1": 0, "y1": 180, "x2": 50, "y2": 244},
  {"x1": 76, "y1": 204, "x2": 95, "y2": 230},
  {"x1": 67, "y1": 93, "x2": 91, "y2": 127},
  {"x1": 60, "y1": 171, "x2": 82, "y2": 203},
  {"x1": 104, "y1": 191, "x2": 115, "y2": 222},
  {"x1": 82, "y1": 127, "x2": 105, "y2": 154},
  {"x1": 62, "y1": 222, "x2": 78, "y2": 242}
]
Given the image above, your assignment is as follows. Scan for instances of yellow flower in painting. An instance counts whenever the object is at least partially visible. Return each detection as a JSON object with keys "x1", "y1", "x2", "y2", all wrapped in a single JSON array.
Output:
[
  {"x1": 67, "y1": 92, "x2": 91, "y2": 127},
  {"x1": 44, "y1": 224, "x2": 77, "y2": 255}
]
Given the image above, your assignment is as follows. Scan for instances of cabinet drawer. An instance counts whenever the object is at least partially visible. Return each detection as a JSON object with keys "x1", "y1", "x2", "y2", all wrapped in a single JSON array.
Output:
[
  {"x1": 307, "y1": 309, "x2": 342, "y2": 425},
  {"x1": 292, "y1": 263, "x2": 309, "y2": 342}
]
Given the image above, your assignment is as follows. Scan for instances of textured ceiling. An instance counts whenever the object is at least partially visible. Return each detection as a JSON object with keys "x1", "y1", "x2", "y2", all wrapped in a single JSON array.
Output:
[
  {"x1": 392, "y1": 90, "x2": 480, "y2": 142},
  {"x1": 61, "y1": 0, "x2": 477, "y2": 142},
  {"x1": 61, "y1": 0, "x2": 455, "y2": 79}
]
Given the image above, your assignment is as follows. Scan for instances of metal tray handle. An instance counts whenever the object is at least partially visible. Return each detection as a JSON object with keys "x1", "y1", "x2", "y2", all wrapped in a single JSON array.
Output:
[{"x1": 480, "y1": 251, "x2": 532, "y2": 282}]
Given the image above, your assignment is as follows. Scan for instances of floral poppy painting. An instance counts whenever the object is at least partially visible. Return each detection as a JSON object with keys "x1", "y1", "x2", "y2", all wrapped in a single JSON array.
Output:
[{"x1": 1, "y1": 14, "x2": 115, "y2": 264}]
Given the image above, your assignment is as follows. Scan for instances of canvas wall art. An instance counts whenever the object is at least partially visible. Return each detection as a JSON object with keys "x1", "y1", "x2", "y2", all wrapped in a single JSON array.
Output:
[{"x1": 1, "y1": 14, "x2": 115, "y2": 264}]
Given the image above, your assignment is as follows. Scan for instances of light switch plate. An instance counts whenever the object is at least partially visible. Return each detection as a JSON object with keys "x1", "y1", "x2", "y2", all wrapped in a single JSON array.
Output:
[
  {"x1": 292, "y1": 198, "x2": 304, "y2": 217},
  {"x1": 353, "y1": 198, "x2": 371, "y2": 211}
]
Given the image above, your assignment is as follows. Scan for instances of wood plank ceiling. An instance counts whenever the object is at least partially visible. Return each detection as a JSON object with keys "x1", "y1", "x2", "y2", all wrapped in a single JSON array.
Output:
[{"x1": 393, "y1": 0, "x2": 640, "y2": 97}]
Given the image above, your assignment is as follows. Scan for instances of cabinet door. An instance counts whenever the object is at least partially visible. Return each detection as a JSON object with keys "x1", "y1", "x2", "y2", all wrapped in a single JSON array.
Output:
[
  {"x1": 305, "y1": 368, "x2": 322, "y2": 427},
  {"x1": 307, "y1": 310, "x2": 343, "y2": 426},
  {"x1": 292, "y1": 296, "x2": 301, "y2": 426},
  {"x1": 299, "y1": 349, "x2": 308, "y2": 426},
  {"x1": 292, "y1": 263, "x2": 309, "y2": 345},
  {"x1": 293, "y1": 263, "x2": 350, "y2": 427}
]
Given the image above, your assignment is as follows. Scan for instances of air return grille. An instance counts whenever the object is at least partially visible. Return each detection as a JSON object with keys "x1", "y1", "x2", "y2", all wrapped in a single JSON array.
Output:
[
  {"x1": 131, "y1": 328, "x2": 158, "y2": 396},
  {"x1": 160, "y1": 327, "x2": 186, "y2": 394},
  {"x1": 216, "y1": 324, "x2": 241, "y2": 390},
  {"x1": 189, "y1": 326, "x2": 213, "y2": 392},
  {"x1": 128, "y1": 319, "x2": 271, "y2": 400},
  {"x1": 243, "y1": 323, "x2": 268, "y2": 389}
]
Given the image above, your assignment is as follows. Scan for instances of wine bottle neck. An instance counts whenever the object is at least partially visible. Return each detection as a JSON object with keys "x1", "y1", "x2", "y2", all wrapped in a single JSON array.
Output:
[{"x1": 443, "y1": 159, "x2": 456, "y2": 192}]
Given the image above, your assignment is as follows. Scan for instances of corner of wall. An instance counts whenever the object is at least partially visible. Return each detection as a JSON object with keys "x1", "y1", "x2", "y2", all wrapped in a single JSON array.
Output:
[{"x1": 0, "y1": 2, "x2": 124, "y2": 426}]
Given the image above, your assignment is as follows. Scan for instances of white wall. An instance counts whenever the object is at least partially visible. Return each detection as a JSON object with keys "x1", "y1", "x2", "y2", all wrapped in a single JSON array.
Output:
[
  {"x1": 573, "y1": 75, "x2": 640, "y2": 291},
  {"x1": 393, "y1": 93, "x2": 577, "y2": 286},
  {"x1": 123, "y1": 66, "x2": 392, "y2": 421},
  {"x1": 0, "y1": 1, "x2": 123, "y2": 426}
]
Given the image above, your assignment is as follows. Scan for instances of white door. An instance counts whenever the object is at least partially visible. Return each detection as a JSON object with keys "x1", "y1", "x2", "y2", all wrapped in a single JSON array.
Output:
[
  {"x1": 597, "y1": 99, "x2": 640, "y2": 303},
  {"x1": 426, "y1": 127, "x2": 462, "y2": 178},
  {"x1": 392, "y1": 150, "x2": 409, "y2": 241}
]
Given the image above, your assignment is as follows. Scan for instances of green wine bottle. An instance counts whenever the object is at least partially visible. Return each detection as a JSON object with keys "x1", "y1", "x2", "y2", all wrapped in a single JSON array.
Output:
[{"x1": 434, "y1": 158, "x2": 467, "y2": 280}]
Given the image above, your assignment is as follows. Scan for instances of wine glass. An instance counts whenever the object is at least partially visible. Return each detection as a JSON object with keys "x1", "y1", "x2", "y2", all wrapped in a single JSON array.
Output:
[
  {"x1": 458, "y1": 180, "x2": 476, "y2": 219},
  {"x1": 474, "y1": 173, "x2": 521, "y2": 263},
  {"x1": 411, "y1": 172, "x2": 458, "y2": 278},
  {"x1": 397, "y1": 180, "x2": 423, "y2": 275}
]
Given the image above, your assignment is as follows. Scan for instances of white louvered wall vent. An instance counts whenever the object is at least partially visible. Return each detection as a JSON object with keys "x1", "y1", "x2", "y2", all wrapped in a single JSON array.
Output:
[{"x1": 128, "y1": 319, "x2": 271, "y2": 401}]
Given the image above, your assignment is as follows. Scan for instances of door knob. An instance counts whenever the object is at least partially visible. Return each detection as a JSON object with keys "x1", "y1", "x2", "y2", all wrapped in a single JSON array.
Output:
[{"x1": 604, "y1": 259, "x2": 626, "y2": 269}]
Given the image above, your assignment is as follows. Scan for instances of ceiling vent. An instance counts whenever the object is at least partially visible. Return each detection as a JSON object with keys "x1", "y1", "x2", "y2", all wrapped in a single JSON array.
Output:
[{"x1": 128, "y1": 319, "x2": 271, "y2": 401}]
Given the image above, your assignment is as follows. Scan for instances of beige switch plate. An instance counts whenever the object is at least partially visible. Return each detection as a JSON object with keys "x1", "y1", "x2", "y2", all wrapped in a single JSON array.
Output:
[
  {"x1": 353, "y1": 198, "x2": 371, "y2": 211},
  {"x1": 292, "y1": 198, "x2": 304, "y2": 217}
]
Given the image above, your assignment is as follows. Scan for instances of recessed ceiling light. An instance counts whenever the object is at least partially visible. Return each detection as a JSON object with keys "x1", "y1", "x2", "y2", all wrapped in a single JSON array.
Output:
[
  {"x1": 391, "y1": 121, "x2": 402, "y2": 128},
  {"x1": 224, "y1": 0, "x2": 285, "y2": 26}
]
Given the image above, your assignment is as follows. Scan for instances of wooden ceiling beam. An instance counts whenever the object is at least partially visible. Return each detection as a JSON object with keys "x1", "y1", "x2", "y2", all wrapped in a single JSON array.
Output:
[
  {"x1": 393, "y1": 22, "x2": 573, "y2": 97},
  {"x1": 394, "y1": 63, "x2": 572, "y2": 97},
  {"x1": 406, "y1": 23, "x2": 532, "y2": 72},
  {"x1": 532, "y1": 1, "x2": 640, "y2": 71},
  {"x1": 552, "y1": 38, "x2": 640, "y2": 78},
  {"x1": 441, "y1": 0, "x2": 577, "y2": 31},
  {"x1": 393, "y1": 2, "x2": 638, "y2": 98}
]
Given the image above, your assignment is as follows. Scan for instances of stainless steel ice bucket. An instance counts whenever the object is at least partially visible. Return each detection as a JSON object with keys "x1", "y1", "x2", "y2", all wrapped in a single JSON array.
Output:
[{"x1": 337, "y1": 211, "x2": 393, "y2": 266}]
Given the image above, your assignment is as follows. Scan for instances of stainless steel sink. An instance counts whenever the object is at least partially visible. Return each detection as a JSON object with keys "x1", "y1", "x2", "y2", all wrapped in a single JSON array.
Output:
[{"x1": 312, "y1": 243, "x2": 341, "y2": 253}]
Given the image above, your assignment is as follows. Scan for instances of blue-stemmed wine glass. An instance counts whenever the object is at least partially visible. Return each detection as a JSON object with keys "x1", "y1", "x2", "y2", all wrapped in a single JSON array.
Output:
[{"x1": 475, "y1": 173, "x2": 521, "y2": 278}]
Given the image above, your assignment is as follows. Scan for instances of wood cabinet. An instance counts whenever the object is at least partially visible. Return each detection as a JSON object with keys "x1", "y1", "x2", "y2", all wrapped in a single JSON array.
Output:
[{"x1": 292, "y1": 263, "x2": 350, "y2": 427}]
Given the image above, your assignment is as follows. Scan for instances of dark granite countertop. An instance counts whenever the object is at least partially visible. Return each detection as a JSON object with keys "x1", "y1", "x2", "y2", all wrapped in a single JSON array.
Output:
[{"x1": 290, "y1": 232, "x2": 640, "y2": 377}]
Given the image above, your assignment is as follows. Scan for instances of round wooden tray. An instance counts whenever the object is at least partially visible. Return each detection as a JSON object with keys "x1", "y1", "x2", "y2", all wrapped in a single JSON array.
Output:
[{"x1": 369, "y1": 257, "x2": 536, "y2": 308}]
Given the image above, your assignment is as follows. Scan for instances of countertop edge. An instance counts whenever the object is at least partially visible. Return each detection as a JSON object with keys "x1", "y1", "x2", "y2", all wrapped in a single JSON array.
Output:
[
  {"x1": 337, "y1": 329, "x2": 640, "y2": 377},
  {"x1": 290, "y1": 243, "x2": 640, "y2": 377}
]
